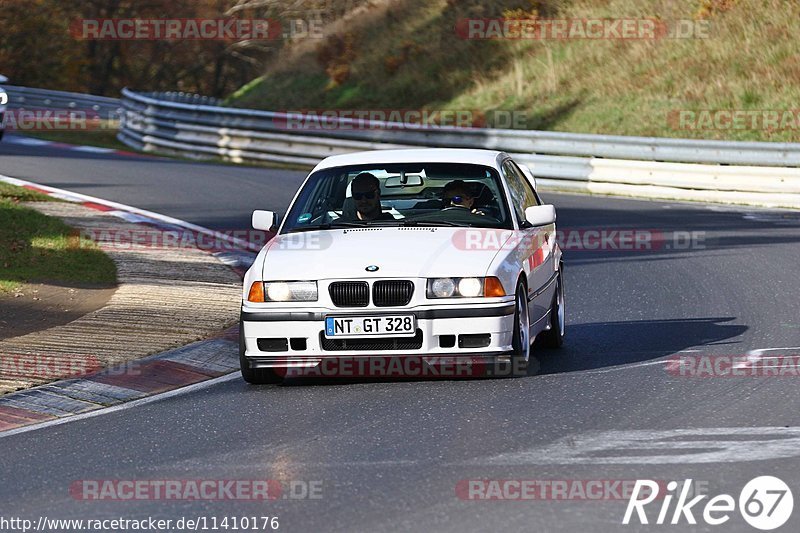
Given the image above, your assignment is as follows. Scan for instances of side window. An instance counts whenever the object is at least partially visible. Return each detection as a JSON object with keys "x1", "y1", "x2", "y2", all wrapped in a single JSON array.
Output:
[
  {"x1": 511, "y1": 162, "x2": 542, "y2": 207},
  {"x1": 502, "y1": 160, "x2": 539, "y2": 226}
]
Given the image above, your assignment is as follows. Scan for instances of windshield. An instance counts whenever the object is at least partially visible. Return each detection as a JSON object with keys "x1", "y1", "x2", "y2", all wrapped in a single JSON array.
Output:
[{"x1": 281, "y1": 162, "x2": 512, "y2": 233}]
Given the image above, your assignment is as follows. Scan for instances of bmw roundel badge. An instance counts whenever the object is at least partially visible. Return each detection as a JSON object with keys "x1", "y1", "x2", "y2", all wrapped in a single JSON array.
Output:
[{"x1": 366, "y1": 265, "x2": 379, "y2": 272}]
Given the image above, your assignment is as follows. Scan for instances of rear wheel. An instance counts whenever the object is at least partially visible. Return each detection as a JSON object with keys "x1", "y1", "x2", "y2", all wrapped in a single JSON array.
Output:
[
  {"x1": 541, "y1": 269, "x2": 565, "y2": 349},
  {"x1": 239, "y1": 322, "x2": 283, "y2": 384},
  {"x1": 509, "y1": 280, "x2": 531, "y2": 377}
]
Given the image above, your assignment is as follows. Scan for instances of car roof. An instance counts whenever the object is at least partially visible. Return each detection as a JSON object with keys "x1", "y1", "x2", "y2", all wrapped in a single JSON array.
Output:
[{"x1": 311, "y1": 149, "x2": 507, "y2": 172}]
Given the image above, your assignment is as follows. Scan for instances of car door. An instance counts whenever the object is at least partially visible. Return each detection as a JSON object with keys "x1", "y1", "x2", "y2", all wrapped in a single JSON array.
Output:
[{"x1": 501, "y1": 159, "x2": 556, "y2": 328}]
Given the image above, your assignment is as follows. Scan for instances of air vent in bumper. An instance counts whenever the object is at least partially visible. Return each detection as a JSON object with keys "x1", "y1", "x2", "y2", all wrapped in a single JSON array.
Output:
[{"x1": 319, "y1": 330, "x2": 423, "y2": 351}]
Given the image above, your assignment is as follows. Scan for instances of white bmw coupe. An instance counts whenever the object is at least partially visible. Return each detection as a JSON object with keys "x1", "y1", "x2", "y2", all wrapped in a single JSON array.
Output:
[{"x1": 240, "y1": 149, "x2": 564, "y2": 382}]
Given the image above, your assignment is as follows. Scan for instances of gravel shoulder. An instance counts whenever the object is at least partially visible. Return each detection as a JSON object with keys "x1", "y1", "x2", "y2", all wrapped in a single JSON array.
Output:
[
  {"x1": 0, "y1": 201, "x2": 241, "y2": 394},
  {"x1": 0, "y1": 282, "x2": 116, "y2": 340}
]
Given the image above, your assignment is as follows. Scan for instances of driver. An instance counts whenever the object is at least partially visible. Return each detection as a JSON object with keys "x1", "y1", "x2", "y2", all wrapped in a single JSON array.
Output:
[
  {"x1": 442, "y1": 180, "x2": 485, "y2": 215},
  {"x1": 350, "y1": 172, "x2": 395, "y2": 221}
]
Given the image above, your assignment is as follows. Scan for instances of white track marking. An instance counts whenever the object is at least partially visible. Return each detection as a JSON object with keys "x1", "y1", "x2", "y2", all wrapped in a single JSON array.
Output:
[
  {"x1": 547, "y1": 350, "x2": 703, "y2": 376},
  {"x1": 5, "y1": 135, "x2": 113, "y2": 153},
  {"x1": 4, "y1": 136, "x2": 51, "y2": 146},
  {"x1": 71, "y1": 145, "x2": 115, "y2": 153},
  {"x1": 0, "y1": 373, "x2": 242, "y2": 439},
  {"x1": 476, "y1": 427, "x2": 800, "y2": 465},
  {"x1": 0, "y1": 174, "x2": 261, "y2": 252},
  {"x1": 736, "y1": 347, "x2": 800, "y2": 369}
]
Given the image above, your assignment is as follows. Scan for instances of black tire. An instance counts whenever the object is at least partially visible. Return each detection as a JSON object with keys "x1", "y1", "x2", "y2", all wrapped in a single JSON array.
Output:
[
  {"x1": 239, "y1": 322, "x2": 283, "y2": 384},
  {"x1": 541, "y1": 269, "x2": 565, "y2": 349},
  {"x1": 508, "y1": 279, "x2": 531, "y2": 377}
]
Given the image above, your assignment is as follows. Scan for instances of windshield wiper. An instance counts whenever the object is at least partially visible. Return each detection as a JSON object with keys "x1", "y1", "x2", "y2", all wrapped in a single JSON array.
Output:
[
  {"x1": 400, "y1": 219, "x2": 470, "y2": 227},
  {"x1": 286, "y1": 221, "x2": 377, "y2": 233}
]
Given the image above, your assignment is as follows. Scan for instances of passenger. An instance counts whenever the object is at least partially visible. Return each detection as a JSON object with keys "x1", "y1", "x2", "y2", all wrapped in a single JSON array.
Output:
[{"x1": 442, "y1": 180, "x2": 484, "y2": 215}]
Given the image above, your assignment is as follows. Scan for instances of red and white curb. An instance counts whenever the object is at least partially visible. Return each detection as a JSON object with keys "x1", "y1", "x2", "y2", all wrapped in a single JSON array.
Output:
[
  {"x1": 0, "y1": 175, "x2": 267, "y2": 435},
  {"x1": 0, "y1": 174, "x2": 261, "y2": 275},
  {"x1": 0, "y1": 332, "x2": 242, "y2": 437}
]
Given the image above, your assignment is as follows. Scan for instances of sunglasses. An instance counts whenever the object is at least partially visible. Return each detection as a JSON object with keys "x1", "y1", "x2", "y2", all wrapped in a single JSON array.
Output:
[
  {"x1": 445, "y1": 195, "x2": 466, "y2": 204},
  {"x1": 353, "y1": 189, "x2": 378, "y2": 200}
]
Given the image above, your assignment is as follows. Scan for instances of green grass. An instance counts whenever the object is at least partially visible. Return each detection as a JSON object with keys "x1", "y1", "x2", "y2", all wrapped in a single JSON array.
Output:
[
  {"x1": 20, "y1": 122, "x2": 129, "y2": 151},
  {"x1": 0, "y1": 184, "x2": 117, "y2": 293},
  {"x1": 229, "y1": 0, "x2": 511, "y2": 110},
  {"x1": 0, "y1": 182, "x2": 55, "y2": 202},
  {"x1": 226, "y1": 0, "x2": 800, "y2": 142}
]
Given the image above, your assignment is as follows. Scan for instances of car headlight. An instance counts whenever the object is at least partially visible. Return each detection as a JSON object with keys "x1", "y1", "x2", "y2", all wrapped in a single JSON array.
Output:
[
  {"x1": 247, "y1": 281, "x2": 318, "y2": 302},
  {"x1": 426, "y1": 277, "x2": 506, "y2": 298},
  {"x1": 458, "y1": 277, "x2": 483, "y2": 297},
  {"x1": 430, "y1": 278, "x2": 457, "y2": 298}
]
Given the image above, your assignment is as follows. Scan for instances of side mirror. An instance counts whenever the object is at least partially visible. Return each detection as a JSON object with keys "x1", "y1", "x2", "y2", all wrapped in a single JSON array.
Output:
[
  {"x1": 524, "y1": 205, "x2": 556, "y2": 227},
  {"x1": 519, "y1": 164, "x2": 537, "y2": 190},
  {"x1": 252, "y1": 210, "x2": 276, "y2": 231}
]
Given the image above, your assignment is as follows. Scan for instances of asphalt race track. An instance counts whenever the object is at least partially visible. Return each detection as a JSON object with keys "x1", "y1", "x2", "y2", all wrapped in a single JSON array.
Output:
[{"x1": 2, "y1": 137, "x2": 800, "y2": 532}]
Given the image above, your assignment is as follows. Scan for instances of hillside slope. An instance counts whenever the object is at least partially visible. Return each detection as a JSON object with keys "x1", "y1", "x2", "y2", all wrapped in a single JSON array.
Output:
[{"x1": 228, "y1": 0, "x2": 800, "y2": 142}]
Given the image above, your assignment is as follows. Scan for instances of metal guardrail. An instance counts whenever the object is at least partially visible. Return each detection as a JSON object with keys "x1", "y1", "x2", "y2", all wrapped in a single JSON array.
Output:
[
  {"x1": 120, "y1": 89, "x2": 800, "y2": 165},
  {"x1": 143, "y1": 91, "x2": 223, "y2": 107},
  {"x1": 112, "y1": 87, "x2": 797, "y2": 209},
  {"x1": 3, "y1": 85, "x2": 122, "y2": 119}
]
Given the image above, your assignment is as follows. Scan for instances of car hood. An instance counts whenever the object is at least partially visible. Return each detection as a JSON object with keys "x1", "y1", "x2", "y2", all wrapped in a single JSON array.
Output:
[{"x1": 260, "y1": 227, "x2": 513, "y2": 280}]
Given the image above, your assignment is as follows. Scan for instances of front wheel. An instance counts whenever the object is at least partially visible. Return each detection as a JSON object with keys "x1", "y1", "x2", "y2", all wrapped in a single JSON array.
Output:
[
  {"x1": 239, "y1": 322, "x2": 283, "y2": 384},
  {"x1": 508, "y1": 280, "x2": 531, "y2": 376},
  {"x1": 541, "y1": 269, "x2": 565, "y2": 349}
]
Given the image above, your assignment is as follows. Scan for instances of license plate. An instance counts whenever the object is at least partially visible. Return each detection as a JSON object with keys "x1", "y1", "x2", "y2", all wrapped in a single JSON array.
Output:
[{"x1": 324, "y1": 315, "x2": 416, "y2": 338}]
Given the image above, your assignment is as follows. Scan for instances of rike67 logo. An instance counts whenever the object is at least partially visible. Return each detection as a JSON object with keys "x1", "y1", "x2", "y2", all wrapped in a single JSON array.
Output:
[{"x1": 623, "y1": 476, "x2": 793, "y2": 530}]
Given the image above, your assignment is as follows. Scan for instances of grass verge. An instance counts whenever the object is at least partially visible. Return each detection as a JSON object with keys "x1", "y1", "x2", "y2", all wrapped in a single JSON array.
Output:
[
  {"x1": 0, "y1": 182, "x2": 117, "y2": 293},
  {"x1": 18, "y1": 123, "x2": 129, "y2": 151}
]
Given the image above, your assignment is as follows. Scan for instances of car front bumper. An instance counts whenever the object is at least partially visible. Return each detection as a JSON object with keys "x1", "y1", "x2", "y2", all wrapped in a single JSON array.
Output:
[{"x1": 241, "y1": 301, "x2": 516, "y2": 370}]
